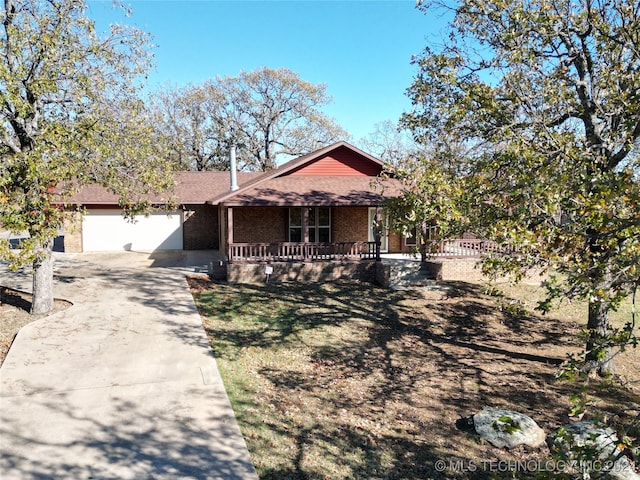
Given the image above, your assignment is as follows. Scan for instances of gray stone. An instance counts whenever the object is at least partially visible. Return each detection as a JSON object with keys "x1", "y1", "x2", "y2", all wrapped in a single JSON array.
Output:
[
  {"x1": 473, "y1": 408, "x2": 546, "y2": 449},
  {"x1": 553, "y1": 422, "x2": 639, "y2": 480}
]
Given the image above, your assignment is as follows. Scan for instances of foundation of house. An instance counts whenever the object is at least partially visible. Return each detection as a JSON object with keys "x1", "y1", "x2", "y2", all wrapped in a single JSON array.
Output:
[
  {"x1": 220, "y1": 260, "x2": 389, "y2": 286},
  {"x1": 424, "y1": 258, "x2": 483, "y2": 282},
  {"x1": 210, "y1": 256, "x2": 544, "y2": 287}
]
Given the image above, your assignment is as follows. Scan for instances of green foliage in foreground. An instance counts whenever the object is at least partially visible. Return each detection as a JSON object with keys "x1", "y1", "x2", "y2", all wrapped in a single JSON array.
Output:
[
  {"x1": 1, "y1": 0, "x2": 175, "y2": 313},
  {"x1": 402, "y1": 0, "x2": 640, "y2": 376}
]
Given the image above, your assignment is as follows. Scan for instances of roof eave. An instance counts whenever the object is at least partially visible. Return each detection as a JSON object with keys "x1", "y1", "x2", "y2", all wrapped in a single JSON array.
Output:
[{"x1": 220, "y1": 201, "x2": 386, "y2": 207}]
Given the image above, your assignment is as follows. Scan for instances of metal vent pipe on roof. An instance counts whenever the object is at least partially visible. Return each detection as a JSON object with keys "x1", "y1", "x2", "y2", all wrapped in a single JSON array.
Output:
[{"x1": 229, "y1": 145, "x2": 239, "y2": 192}]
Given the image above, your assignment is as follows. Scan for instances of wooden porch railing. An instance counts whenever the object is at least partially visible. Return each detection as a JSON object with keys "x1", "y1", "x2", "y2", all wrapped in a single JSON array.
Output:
[
  {"x1": 427, "y1": 238, "x2": 505, "y2": 258},
  {"x1": 228, "y1": 241, "x2": 379, "y2": 263}
]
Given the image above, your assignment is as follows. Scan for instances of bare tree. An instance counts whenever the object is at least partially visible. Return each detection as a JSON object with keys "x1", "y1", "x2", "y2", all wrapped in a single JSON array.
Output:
[{"x1": 154, "y1": 68, "x2": 350, "y2": 171}]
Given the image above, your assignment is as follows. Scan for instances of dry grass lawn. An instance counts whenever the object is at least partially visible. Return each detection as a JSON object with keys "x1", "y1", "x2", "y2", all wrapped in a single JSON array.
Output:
[
  {"x1": 1, "y1": 276, "x2": 636, "y2": 479},
  {"x1": 188, "y1": 277, "x2": 639, "y2": 480}
]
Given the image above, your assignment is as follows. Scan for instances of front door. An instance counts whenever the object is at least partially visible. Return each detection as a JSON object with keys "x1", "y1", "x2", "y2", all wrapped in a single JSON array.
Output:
[{"x1": 368, "y1": 208, "x2": 388, "y2": 252}]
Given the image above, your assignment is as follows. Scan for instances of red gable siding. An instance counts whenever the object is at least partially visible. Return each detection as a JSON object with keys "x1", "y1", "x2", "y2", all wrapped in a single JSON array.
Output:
[{"x1": 287, "y1": 146, "x2": 382, "y2": 176}]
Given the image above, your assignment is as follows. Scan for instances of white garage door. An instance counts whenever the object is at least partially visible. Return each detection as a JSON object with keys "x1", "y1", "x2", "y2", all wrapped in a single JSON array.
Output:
[{"x1": 82, "y1": 209, "x2": 183, "y2": 252}]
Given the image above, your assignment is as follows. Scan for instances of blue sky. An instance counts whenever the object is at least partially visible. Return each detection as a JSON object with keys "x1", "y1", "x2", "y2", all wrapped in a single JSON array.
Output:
[{"x1": 86, "y1": 0, "x2": 444, "y2": 143}]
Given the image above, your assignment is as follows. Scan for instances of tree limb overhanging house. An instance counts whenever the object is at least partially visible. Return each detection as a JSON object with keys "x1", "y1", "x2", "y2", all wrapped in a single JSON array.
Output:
[{"x1": 58, "y1": 142, "x2": 489, "y2": 283}]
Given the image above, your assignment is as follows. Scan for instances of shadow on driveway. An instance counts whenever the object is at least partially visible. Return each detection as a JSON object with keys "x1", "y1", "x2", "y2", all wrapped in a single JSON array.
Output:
[{"x1": 0, "y1": 250, "x2": 257, "y2": 480}]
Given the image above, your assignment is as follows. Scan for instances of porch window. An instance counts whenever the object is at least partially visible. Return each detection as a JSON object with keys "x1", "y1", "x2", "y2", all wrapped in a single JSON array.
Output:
[
  {"x1": 289, "y1": 208, "x2": 303, "y2": 242},
  {"x1": 309, "y1": 207, "x2": 331, "y2": 242},
  {"x1": 405, "y1": 227, "x2": 418, "y2": 246},
  {"x1": 289, "y1": 207, "x2": 331, "y2": 242}
]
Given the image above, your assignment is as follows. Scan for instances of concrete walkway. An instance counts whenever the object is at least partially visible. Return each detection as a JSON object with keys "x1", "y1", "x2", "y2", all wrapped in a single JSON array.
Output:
[{"x1": 0, "y1": 251, "x2": 258, "y2": 480}]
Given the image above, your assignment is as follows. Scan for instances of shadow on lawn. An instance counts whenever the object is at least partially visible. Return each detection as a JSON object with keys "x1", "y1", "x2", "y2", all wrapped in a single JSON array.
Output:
[
  {"x1": 0, "y1": 287, "x2": 32, "y2": 311},
  {"x1": 191, "y1": 278, "x2": 638, "y2": 480}
]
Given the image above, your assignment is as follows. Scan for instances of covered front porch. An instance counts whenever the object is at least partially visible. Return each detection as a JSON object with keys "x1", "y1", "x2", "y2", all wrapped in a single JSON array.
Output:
[{"x1": 219, "y1": 204, "x2": 386, "y2": 264}]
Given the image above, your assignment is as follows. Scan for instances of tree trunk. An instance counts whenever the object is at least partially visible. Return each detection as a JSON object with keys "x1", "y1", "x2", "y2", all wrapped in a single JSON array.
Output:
[
  {"x1": 584, "y1": 300, "x2": 614, "y2": 376},
  {"x1": 419, "y1": 221, "x2": 429, "y2": 262},
  {"x1": 31, "y1": 238, "x2": 54, "y2": 315}
]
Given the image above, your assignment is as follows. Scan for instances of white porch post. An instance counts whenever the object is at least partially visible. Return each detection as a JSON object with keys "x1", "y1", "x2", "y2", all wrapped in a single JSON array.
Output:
[{"x1": 374, "y1": 207, "x2": 382, "y2": 262}]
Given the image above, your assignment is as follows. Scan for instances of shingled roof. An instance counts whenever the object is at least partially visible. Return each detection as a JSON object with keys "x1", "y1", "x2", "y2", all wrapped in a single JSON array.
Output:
[
  {"x1": 62, "y1": 171, "x2": 261, "y2": 205},
  {"x1": 217, "y1": 176, "x2": 400, "y2": 207},
  {"x1": 61, "y1": 142, "x2": 400, "y2": 207}
]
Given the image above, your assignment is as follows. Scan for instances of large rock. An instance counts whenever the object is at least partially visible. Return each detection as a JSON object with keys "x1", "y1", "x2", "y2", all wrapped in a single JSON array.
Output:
[
  {"x1": 553, "y1": 421, "x2": 639, "y2": 480},
  {"x1": 473, "y1": 408, "x2": 546, "y2": 449}
]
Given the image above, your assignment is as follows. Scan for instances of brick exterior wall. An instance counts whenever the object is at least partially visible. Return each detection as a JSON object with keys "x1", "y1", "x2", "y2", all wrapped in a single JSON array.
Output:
[
  {"x1": 223, "y1": 258, "x2": 541, "y2": 286},
  {"x1": 183, "y1": 204, "x2": 219, "y2": 250},
  {"x1": 332, "y1": 207, "x2": 369, "y2": 242},
  {"x1": 227, "y1": 260, "x2": 381, "y2": 285},
  {"x1": 387, "y1": 231, "x2": 403, "y2": 253},
  {"x1": 233, "y1": 207, "x2": 287, "y2": 243},
  {"x1": 232, "y1": 206, "x2": 380, "y2": 244},
  {"x1": 425, "y1": 259, "x2": 483, "y2": 282},
  {"x1": 63, "y1": 211, "x2": 83, "y2": 253},
  {"x1": 225, "y1": 206, "x2": 411, "y2": 254},
  {"x1": 425, "y1": 258, "x2": 545, "y2": 283},
  {"x1": 331, "y1": 208, "x2": 408, "y2": 254},
  {"x1": 388, "y1": 230, "x2": 425, "y2": 255}
]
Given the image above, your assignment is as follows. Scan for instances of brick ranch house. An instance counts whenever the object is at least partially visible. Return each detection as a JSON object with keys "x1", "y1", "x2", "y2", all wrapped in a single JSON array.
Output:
[
  {"x1": 60, "y1": 142, "x2": 490, "y2": 282},
  {"x1": 62, "y1": 142, "x2": 411, "y2": 256}
]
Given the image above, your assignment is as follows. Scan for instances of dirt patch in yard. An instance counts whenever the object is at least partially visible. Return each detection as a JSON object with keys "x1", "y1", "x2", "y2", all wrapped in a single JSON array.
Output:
[
  {"x1": 0, "y1": 287, "x2": 71, "y2": 366},
  {"x1": 189, "y1": 277, "x2": 640, "y2": 479}
]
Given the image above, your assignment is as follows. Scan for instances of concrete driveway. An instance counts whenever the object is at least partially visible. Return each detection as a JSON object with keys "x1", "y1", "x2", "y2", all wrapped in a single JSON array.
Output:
[{"x1": 0, "y1": 251, "x2": 258, "y2": 480}]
